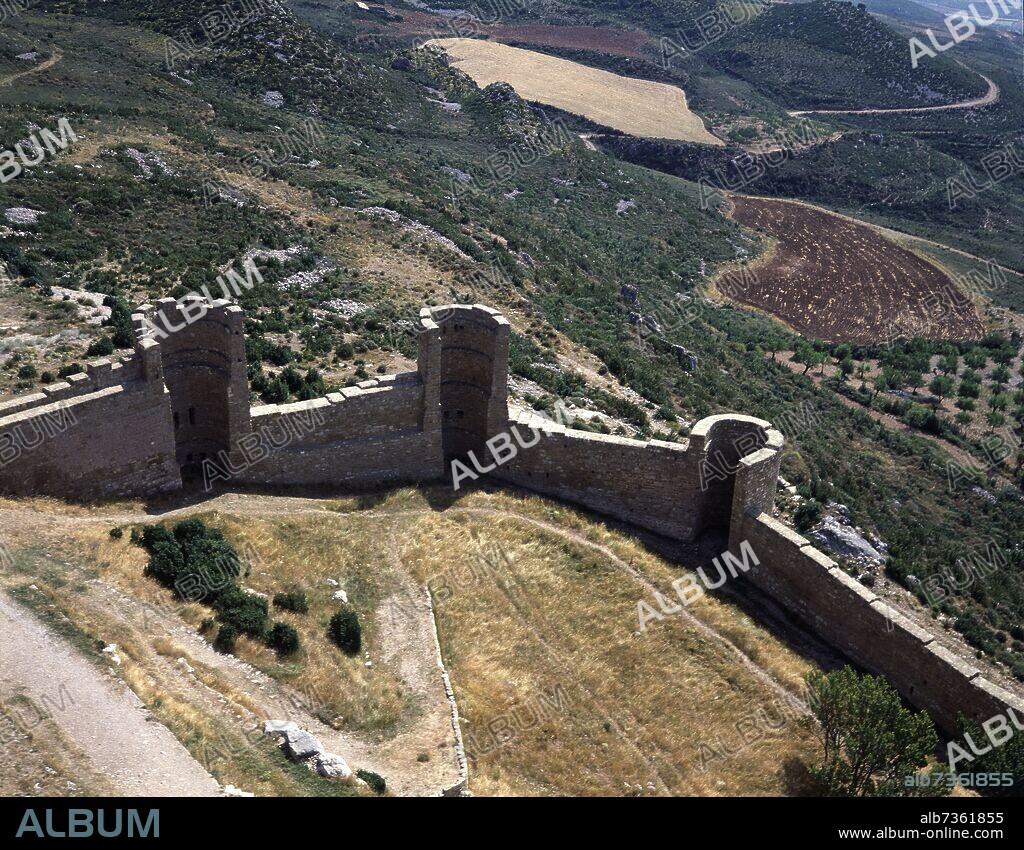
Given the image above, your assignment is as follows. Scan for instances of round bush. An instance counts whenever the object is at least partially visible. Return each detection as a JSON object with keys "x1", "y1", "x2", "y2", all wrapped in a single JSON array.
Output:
[
  {"x1": 356, "y1": 769, "x2": 386, "y2": 794},
  {"x1": 214, "y1": 588, "x2": 269, "y2": 638},
  {"x1": 269, "y1": 622, "x2": 300, "y2": 655},
  {"x1": 329, "y1": 608, "x2": 361, "y2": 655},
  {"x1": 214, "y1": 624, "x2": 238, "y2": 654},
  {"x1": 273, "y1": 591, "x2": 309, "y2": 614}
]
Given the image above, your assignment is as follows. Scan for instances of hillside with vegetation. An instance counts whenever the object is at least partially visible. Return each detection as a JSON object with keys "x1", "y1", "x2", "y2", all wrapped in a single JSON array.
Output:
[
  {"x1": 0, "y1": 0, "x2": 1022, "y2": 796},
  {"x1": 704, "y1": 0, "x2": 988, "y2": 109}
]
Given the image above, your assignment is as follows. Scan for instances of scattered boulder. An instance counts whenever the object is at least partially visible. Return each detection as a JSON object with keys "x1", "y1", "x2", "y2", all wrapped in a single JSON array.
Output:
[
  {"x1": 261, "y1": 90, "x2": 285, "y2": 109},
  {"x1": 332, "y1": 589, "x2": 349, "y2": 604},
  {"x1": 101, "y1": 643, "x2": 121, "y2": 665},
  {"x1": 671, "y1": 345, "x2": 698, "y2": 371},
  {"x1": 315, "y1": 753, "x2": 353, "y2": 781},
  {"x1": 284, "y1": 728, "x2": 324, "y2": 760},
  {"x1": 222, "y1": 784, "x2": 255, "y2": 797},
  {"x1": 441, "y1": 165, "x2": 472, "y2": 184},
  {"x1": 263, "y1": 719, "x2": 299, "y2": 738},
  {"x1": 4, "y1": 207, "x2": 45, "y2": 225},
  {"x1": 808, "y1": 514, "x2": 885, "y2": 563}
]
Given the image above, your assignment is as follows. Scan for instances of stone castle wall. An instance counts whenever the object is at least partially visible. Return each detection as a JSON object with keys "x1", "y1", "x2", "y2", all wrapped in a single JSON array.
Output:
[
  {"x1": 493, "y1": 409, "x2": 773, "y2": 542},
  {"x1": 231, "y1": 372, "x2": 444, "y2": 488},
  {"x1": 148, "y1": 298, "x2": 251, "y2": 471},
  {"x1": 730, "y1": 444, "x2": 1024, "y2": 736},
  {"x1": 1, "y1": 300, "x2": 1021, "y2": 738},
  {"x1": 0, "y1": 349, "x2": 179, "y2": 500}
]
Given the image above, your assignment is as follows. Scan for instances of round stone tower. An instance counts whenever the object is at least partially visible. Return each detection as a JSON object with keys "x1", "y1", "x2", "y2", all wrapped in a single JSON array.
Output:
[
  {"x1": 426, "y1": 304, "x2": 510, "y2": 462},
  {"x1": 143, "y1": 297, "x2": 251, "y2": 478}
]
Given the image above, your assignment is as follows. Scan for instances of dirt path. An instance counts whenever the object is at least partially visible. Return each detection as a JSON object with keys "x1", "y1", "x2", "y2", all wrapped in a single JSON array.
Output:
[
  {"x1": 0, "y1": 496, "x2": 464, "y2": 796},
  {"x1": 0, "y1": 48, "x2": 64, "y2": 89},
  {"x1": 90, "y1": 573, "x2": 461, "y2": 797},
  {"x1": 0, "y1": 499, "x2": 807, "y2": 714},
  {"x1": 0, "y1": 594, "x2": 221, "y2": 797},
  {"x1": 0, "y1": 497, "x2": 805, "y2": 712},
  {"x1": 788, "y1": 68, "x2": 999, "y2": 116}
]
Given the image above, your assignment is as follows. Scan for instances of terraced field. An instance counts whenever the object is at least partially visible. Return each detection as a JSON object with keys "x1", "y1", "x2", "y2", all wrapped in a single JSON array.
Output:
[
  {"x1": 427, "y1": 38, "x2": 723, "y2": 145},
  {"x1": 726, "y1": 198, "x2": 986, "y2": 343}
]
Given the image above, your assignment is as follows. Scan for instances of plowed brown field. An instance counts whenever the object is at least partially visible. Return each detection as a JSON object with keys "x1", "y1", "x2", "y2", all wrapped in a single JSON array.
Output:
[
  {"x1": 727, "y1": 198, "x2": 985, "y2": 343},
  {"x1": 371, "y1": 11, "x2": 650, "y2": 58}
]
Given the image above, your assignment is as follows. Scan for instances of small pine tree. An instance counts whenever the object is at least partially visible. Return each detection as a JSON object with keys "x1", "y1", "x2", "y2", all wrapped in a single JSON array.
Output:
[
  {"x1": 329, "y1": 608, "x2": 361, "y2": 655},
  {"x1": 269, "y1": 622, "x2": 300, "y2": 655}
]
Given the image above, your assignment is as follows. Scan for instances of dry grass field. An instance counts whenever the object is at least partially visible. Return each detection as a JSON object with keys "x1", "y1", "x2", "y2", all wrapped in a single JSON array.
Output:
[
  {"x1": 0, "y1": 487, "x2": 821, "y2": 796},
  {"x1": 427, "y1": 39, "x2": 723, "y2": 146},
  {"x1": 726, "y1": 197, "x2": 986, "y2": 343},
  {"x1": 395, "y1": 491, "x2": 819, "y2": 796}
]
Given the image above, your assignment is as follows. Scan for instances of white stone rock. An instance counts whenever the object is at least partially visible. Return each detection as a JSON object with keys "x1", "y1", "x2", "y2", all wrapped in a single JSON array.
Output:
[
  {"x1": 263, "y1": 719, "x2": 298, "y2": 738},
  {"x1": 315, "y1": 752, "x2": 353, "y2": 781},
  {"x1": 284, "y1": 728, "x2": 324, "y2": 760},
  {"x1": 808, "y1": 515, "x2": 885, "y2": 563},
  {"x1": 222, "y1": 784, "x2": 255, "y2": 797},
  {"x1": 261, "y1": 90, "x2": 285, "y2": 108},
  {"x1": 332, "y1": 589, "x2": 349, "y2": 604},
  {"x1": 4, "y1": 208, "x2": 45, "y2": 225}
]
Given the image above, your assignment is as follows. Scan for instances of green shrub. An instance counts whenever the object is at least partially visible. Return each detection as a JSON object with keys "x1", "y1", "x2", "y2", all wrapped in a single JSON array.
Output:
[
  {"x1": 109, "y1": 527, "x2": 123, "y2": 540},
  {"x1": 329, "y1": 608, "x2": 361, "y2": 655},
  {"x1": 273, "y1": 591, "x2": 309, "y2": 614},
  {"x1": 794, "y1": 499, "x2": 824, "y2": 532},
  {"x1": 214, "y1": 588, "x2": 269, "y2": 638},
  {"x1": 214, "y1": 624, "x2": 238, "y2": 654},
  {"x1": 86, "y1": 336, "x2": 115, "y2": 357},
  {"x1": 356, "y1": 769, "x2": 386, "y2": 794},
  {"x1": 139, "y1": 519, "x2": 241, "y2": 603},
  {"x1": 145, "y1": 539, "x2": 186, "y2": 587},
  {"x1": 269, "y1": 622, "x2": 300, "y2": 655}
]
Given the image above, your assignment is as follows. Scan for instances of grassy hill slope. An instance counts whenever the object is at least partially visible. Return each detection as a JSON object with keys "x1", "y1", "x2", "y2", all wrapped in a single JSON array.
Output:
[{"x1": 705, "y1": 0, "x2": 988, "y2": 109}]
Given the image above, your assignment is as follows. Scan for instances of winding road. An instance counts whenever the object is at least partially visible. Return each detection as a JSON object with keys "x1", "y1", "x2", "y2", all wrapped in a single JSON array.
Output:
[
  {"x1": 0, "y1": 48, "x2": 63, "y2": 89},
  {"x1": 789, "y1": 68, "x2": 999, "y2": 116}
]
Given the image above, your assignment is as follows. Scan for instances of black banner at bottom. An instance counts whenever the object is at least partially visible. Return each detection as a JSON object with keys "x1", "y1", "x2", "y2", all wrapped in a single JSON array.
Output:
[{"x1": 0, "y1": 795, "x2": 1015, "y2": 843}]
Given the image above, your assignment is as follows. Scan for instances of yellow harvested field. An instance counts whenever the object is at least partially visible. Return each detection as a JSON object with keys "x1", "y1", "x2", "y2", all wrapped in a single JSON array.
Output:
[{"x1": 427, "y1": 38, "x2": 723, "y2": 146}]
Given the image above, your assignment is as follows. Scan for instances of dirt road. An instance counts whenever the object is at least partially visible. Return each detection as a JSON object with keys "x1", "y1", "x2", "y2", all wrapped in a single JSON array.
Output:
[
  {"x1": 0, "y1": 49, "x2": 64, "y2": 89},
  {"x1": 0, "y1": 594, "x2": 221, "y2": 797},
  {"x1": 789, "y1": 69, "x2": 999, "y2": 116}
]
